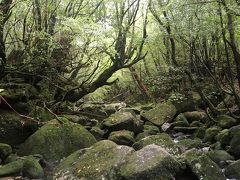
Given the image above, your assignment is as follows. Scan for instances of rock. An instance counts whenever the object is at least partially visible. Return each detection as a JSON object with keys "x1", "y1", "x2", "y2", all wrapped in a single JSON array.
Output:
[
  {"x1": 22, "y1": 156, "x2": 44, "y2": 179},
  {"x1": 0, "y1": 159, "x2": 24, "y2": 177},
  {"x1": 108, "y1": 130, "x2": 135, "y2": 146},
  {"x1": 194, "y1": 127, "x2": 206, "y2": 139},
  {"x1": 28, "y1": 106, "x2": 55, "y2": 122},
  {"x1": 53, "y1": 140, "x2": 134, "y2": 179},
  {"x1": 161, "y1": 123, "x2": 171, "y2": 132},
  {"x1": 102, "y1": 112, "x2": 143, "y2": 133},
  {"x1": 4, "y1": 154, "x2": 18, "y2": 164},
  {"x1": 229, "y1": 130, "x2": 240, "y2": 158},
  {"x1": 0, "y1": 143, "x2": 12, "y2": 160},
  {"x1": 207, "y1": 150, "x2": 234, "y2": 168},
  {"x1": 216, "y1": 115, "x2": 237, "y2": 129},
  {"x1": 18, "y1": 118, "x2": 96, "y2": 161},
  {"x1": 173, "y1": 127, "x2": 198, "y2": 134},
  {"x1": 120, "y1": 144, "x2": 181, "y2": 180},
  {"x1": 132, "y1": 134, "x2": 179, "y2": 155},
  {"x1": 64, "y1": 115, "x2": 99, "y2": 127},
  {"x1": 135, "y1": 132, "x2": 151, "y2": 141},
  {"x1": 203, "y1": 126, "x2": 222, "y2": 143},
  {"x1": 184, "y1": 150, "x2": 225, "y2": 180},
  {"x1": 141, "y1": 102, "x2": 177, "y2": 127},
  {"x1": 184, "y1": 111, "x2": 208, "y2": 123},
  {"x1": 170, "y1": 121, "x2": 189, "y2": 129},
  {"x1": 90, "y1": 126, "x2": 105, "y2": 140},
  {"x1": 215, "y1": 129, "x2": 231, "y2": 148},
  {"x1": 143, "y1": 125, "x2": 160, "y2": 135},
  {"x1": 174, "y1": 113, "x2": 188, "y2": 123},
  {"x1": 0, "y1": 110, "x2": 35, "y2": 145},
  {"x1": 225, "y1": 160, "x2": 240, "y2": 180},
  {"x1": 190, "y1": 121, "x2": 204, "y2": 127},
  {"x1": 176, "y1": 138, "x2": 204, "y2": 152}
]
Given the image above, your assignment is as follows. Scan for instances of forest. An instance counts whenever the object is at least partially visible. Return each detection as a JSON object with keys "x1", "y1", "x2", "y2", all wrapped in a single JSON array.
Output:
[{"x1": 0, "y1": 0, "x2": 240, "y2": 179}]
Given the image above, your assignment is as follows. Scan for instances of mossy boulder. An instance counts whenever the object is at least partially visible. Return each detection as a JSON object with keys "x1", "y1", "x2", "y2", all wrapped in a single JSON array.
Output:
[
  {"x1": 53, "y1": 140, "x2": 134, "y2": 180},
  {"x1": 203, "y1": 126, "x2": 222, "y2": 143},
  {"x1": 174, "y1": 113, "x2": 188, "y2": 123},
  {"x1": 194, "y1": 127, "x2": 206, "y2": 139},
  {"x1": 22, "y1": 155, "x2": 44, "y2": 179},
  {"x1": 135, "y1": 132, "x2": 151, "y2": 141},
  {"x1": 120, "y1": 144, "x2": 181, "y2": 180},
  {"x1": 207, "y1": 150, "x2": 234, "y2": 168},
  {"x1": 184, "y1": 150, "x2": 225, "y2": 180},
  {"x1": 176, "y1": 138, "x2": 204, "y2": 152},
  {"x1": 215, "y1": 129, "x2": 231, "y2": 147},
  {"x1": 143, "y1": 124, "x2": 160, "y2": 135},
  {"x1": 18, "y1": 119, "x2": 97, "y2": 161},
  {"x1": 28, "y1": 106, "x2": 55, "y2": 122},
  {"x1": 0, "y1": 159, "x2": 24, "y2": 177},
  {"x1": 63, "y1": 115, "x2": 99, "y2": 127},
  {"x1": 102, "y1": 112, "x2": 143, "y2": 133},
  {"x1": 170, "y1": 121, "x2": 189, "y2": 129},
  {"x1": 108, "y1": 130, "x2": 135, "y2": 146},
  {"x1": 225, "y1": 160, "x2": 240, "y2": 180},
  {"x1": 190, "y1": 121, "x2": 204, "y2": 127},
  {"x1": 0, "y1": 110, "x2": 35, "y2": 145},
  {"x1": 173, "y1": 127, "x2": 198, "y2": 134},
  {"x1": 229, "y1": 130, "x2": 240, "y2": 158},
  {"x1": 132, "y1": 133, "x2": 179, "y2": 155},
  {"x1": 0, "y1": 143, "x2": 12, "y2": 160},
  {"x1": 141, "y1": 102, "x2": 177, "y2": 126},
  {"x1": 90, "y1": 126, "x2": 105, "y2": 140},
  {"x1": 216, "y1": 115, "x2": 237, "y2": 129},
  {"x1": 184, "y1": 111, "x2": 208, "y2": 123}
]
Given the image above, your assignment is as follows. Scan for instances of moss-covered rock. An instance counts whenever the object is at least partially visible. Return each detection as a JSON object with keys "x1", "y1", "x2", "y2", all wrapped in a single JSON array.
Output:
[
  {"x1": 0, "y1": 143, "x2": 12, "y2": 160},
  {"x1": 225, "y1": 160, "x2": 240, "y2": 180},
  {"x1": 108, "y1": 130, "x2": 135, "y2": 146},
  {"x1": 216, "y1": 115, "x2": 237, "y2": 129},
  {"x1": 102, "y1": 112, "x2": 143, "y2": 133},
  {"x1": 190, "y1": 121, "x2": 204, "y2": 127},
  {"x1": 207, "y1": 150, "x2": 234, "y2": 168},
  {"x1": 0, "y1": 110, "x2": 35, "y2": 145},
  {"x1": 28, "y1": 106, "x2": 55, "y2": 122},
  {"x1": 4, "y1": 153, "x2": 18, "y2": 164},
  {"x1": 141, "y1": 102, "x2": 177, "y2": 126},
  {"x1": 143, "y1": 125, "x2": 160, "y2": 135},
  {"x1": 90, "y1": 126, "x2": 105, "y2": 141},
  {"x1": 215, "y1": 129, "x2": 231, "y2": 148},
  {"x1": 229, "y1": 130, "x2": 240, "y2": 158},
  {"x1": 22, "y1": 156, "x2": 44, "y2": 179},
  {"x1": 18, "y1": 119, "x2": 97, "y2": 161},
  {"x1": 170, "y1": 121, "x2": 189, "y2": 129},
  {"x1": 63, "y1": 114, "x2": 99, "y2": 127},
  {"x1": 184, "y1": 111, "x2": 208, "y2": 123},
  {"x1": 176, "y1": 138, "x2": 204, "y2": 152},
  {"x1": 174, "y1": 113, "x2": 188, "y2": 123},
  {"x1": 184, "y1": 150, "x2": 225, "y2": 180},
  {"x1": 120, "y1": 144, "x2": 181, "y2": 180},
  {"x1": 203, "y1": 126, "x2": 222, "y2": 143},
  {"x1": 0, "y1": 159, "x2": 24, "y2": 177},
  {"x1": 135, "y1": 132, "x2": 151, "y2": 141},
  {"x1": 194, "y1": 127, "x2": 206, "y2": 139},
  {"x1": 173, "y1": 127, "x2": 198, "y2": 134},
  {"x1": 53, "y1": 140, "x2": 134, "y2": 180},
  {"x1": 132, "y1": 134, "x2": 179, "y2": 155}
]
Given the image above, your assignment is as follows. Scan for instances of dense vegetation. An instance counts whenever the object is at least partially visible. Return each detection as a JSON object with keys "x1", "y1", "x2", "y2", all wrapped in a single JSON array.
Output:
[{"x1": 0, "y1": 0, "x2": 240, "y2": 179}]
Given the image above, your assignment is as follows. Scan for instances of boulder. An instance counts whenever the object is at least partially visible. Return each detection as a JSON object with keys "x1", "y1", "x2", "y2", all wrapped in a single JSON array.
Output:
[
  {"x1": 184, "y1": 111, "x2": 208, "y2": 123},
  {"x1": 90, "y1": 126, "x2": 105, "y2": 141},
  {"x1": 22, "y1": 155, "x2": 44, "y2": 179},
  {"x1": 63, "y1": 114, "x2": 99, "y2": 127},
  {"x1": 173, "y1": 127, "x2": 198, "y2": 134},
  {"x1": 216, "y1": 115, "x2": 237, "y2": 129},
  {"x1": 225, "y1": 160, "x2": 240, "y2": 180},
  {"x1": 102, "y1": 112, "x2": 143, "y2": 133},
  {"x1": 215, "y1": 129, "x2": 231, "y2": 148},
  {"x1": 229, "y1": 130, "x2": 240, "y2": 158},
  {"x1": 120, "y1": 144, "x2": 181, "y2": 180},
  {"x1": 176, "y1": 138, "x2": 204, "y2": 152},
  {"x1": 18, "y1": 118, "x2": 96, "y2": 161},
  {"x1": 108, "y1": 130, "x2": 135, "y2": 146},
  {"x1": 143, "y1": 124, "x2": 160, "y2": 135},
  {"x1": 53, "y1": 140, "x2": 134, "y2": 180},
  {"x1": 0, "y1": 159, "x2": 24, "y2": 177},
  {"x1": 0, "y1": 143, "x2": 12, "y2": 160},
  {"x1": 203, "y1": 126, "x2": 222, "y2": 143},
  {"x1": 141, "y1": 102, "x2": 177, "y2": 126},
  {"x1": 207, "y1": 150, "x2": 234, "y2": 168},
  {"x1": 0, "y1": 110, "x2": 35, "y2": 145},
  {"x1": 132, "y1": 134, "x2": 179, "y2": 155},
  {"x1": 184, "y1": 150, "x2": 225, "y2": 180}
]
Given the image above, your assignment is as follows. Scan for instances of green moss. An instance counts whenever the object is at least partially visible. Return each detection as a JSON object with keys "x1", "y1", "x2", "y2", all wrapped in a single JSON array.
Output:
[
  {"x1": 207, "y1": 150, "x2": 234, "y2": 168},
  {"x1": 143, "y1": 125, "x2": 160, "y2": 135},
  {"x1": 0, "y1": 160, "x2": 24, "y2": 177},
  {"x1": 0, "y1": 143, "x2": 12, "y2": 160},
  {"x1": 141, "y1": 102, "x2": 177, "y2": 126},
  {"x1": 215, "y1": 129, "x2": 231, "y2": 147},
  {"x1": 176, "y1": 138, "x2": 203, "y2": 151},
  {"x1": 18, "y1": 119, "x2": 96, "y2": 161},
  {"x1": 54, "y1": 140, "x2": 134, "y2": 180},
  {"x1": 108, "y1": 130, "x2": 135, "y2": 146},
  {"x1": 22, "y1": 156, "x2": 44, "y2": 178},
  {"x1": 203, "y1": 126, "x2": 222, "y2": 143},
  {"x1": 216, "y1": 115, "x2": 237, "y2": 129},
  {"x1": 225, "y1": 160, "x2": 240, "y2": 179},
  {"x1": 229, "y1": 131, "x2": 240, "y2": 158},
  {"x1": 133, "y1": 133, "x2": 179, "y2": 155},
  {"x1": 184, "y1": 111, "x2": 208, "y2": 123}
]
